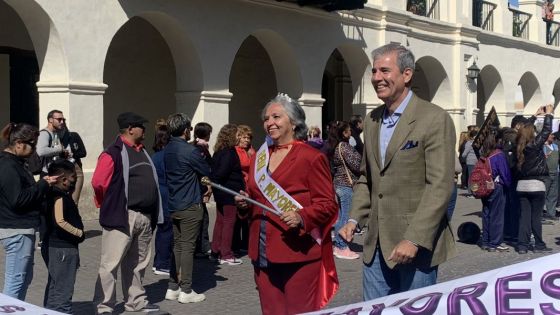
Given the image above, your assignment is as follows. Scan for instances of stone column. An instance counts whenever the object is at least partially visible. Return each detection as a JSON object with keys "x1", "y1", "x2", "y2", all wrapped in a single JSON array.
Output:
[
  {"x1": 445, "y1": 107, "x2": 466, "y2": 130},
  {"x1": 472, "y1": 108, "x2": 480, "y2": 125},
  {"x1": 298, "y1": 95, "x2": 324, "y2": 131},
  {"x1": 190, "y1": 90, "x2": 232, "y2": 150}
]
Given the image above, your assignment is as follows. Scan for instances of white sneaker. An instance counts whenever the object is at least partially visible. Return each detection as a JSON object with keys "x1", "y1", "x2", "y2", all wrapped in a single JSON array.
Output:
[
  {"x1": 153, "y1": 268, "x2": 170, "y2": 276},
  {"x1": 219, "y1": 258, "x2": 243, "y2": 265},
  {"x1": 165, "y1": 288, "x2": 180, "y2": 301},
  {"x1": 333, "y1": 247, "x2": 360, "y2": 260},
  {"x1": 178, "y1": 290, "x2": 206, "y2": 303}
]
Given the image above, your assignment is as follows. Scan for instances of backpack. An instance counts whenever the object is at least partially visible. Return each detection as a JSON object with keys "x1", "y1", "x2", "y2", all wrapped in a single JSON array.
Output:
[
  {"x1": 27, "y1": 130, "x2": 52, "y2": 175},
  {"x1": 468, "y1": 151, "x2": 499, "y2": 199}
]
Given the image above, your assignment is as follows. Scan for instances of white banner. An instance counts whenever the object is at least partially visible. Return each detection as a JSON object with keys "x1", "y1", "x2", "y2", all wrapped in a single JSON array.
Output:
[
  {"x1": 0, "y1": 294, "x2": 64, "y2": 314},
  {"x1": 303, "y1": 253, "x2": 560, "y2": 315}
]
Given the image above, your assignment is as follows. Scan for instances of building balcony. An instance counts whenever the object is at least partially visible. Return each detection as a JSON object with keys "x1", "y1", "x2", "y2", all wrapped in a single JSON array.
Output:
[
  {"x1": 406, "y1": 0, "x2": 440, "y2": 20},
  {"x1": 509, "y1": 7, "x2": 531, "y2": 39},
  {"x1": 275, "y1": 0, "x2": 366, "y2": 11},
  {"x1": 476, "y1": 1, "x2": 497, "y2": 31}
]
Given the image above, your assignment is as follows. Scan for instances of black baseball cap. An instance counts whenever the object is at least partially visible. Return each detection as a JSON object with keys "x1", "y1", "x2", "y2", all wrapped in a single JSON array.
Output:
[{"x1": 117, "y1": 112, "x2": 148, "y2": 129}]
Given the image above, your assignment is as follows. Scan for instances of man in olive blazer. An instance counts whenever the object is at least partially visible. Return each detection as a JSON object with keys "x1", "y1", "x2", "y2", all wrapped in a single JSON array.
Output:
[{"x1": 339, "y1": 43, "x2": 456, "y2": 300}]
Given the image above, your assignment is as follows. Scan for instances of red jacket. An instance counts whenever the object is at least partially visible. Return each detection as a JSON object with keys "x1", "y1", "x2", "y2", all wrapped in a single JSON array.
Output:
[{"x1": 246, "y1": 143, "x2": 337, "y2": 263}]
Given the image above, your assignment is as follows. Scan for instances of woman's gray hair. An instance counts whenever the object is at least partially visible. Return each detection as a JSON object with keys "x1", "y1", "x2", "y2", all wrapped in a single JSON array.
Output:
[
  {"x1": 166, "y1": 113, "x2": 191, "y2": 137},
  {"x1": 262, "y1": 93, "x2": 308, "y2": 141},
  {"x1": 372, "y1": 43, "x2": 415, "y2": 73}
]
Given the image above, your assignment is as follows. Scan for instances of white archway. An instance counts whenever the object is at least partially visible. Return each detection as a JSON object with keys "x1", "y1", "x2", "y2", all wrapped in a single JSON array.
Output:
[
  {"x1": 411, "y1": 56, "x2": 452, "y2": 107},
  {"x1": 518, "y1": 71, "x2": 542, "y2": 114},
  {"x1": 321, "y1": 45, "x2": 369, "y2": 127},
  {"x1": 553, "y1": 77, "x2": 560, "y2": 108},
  {"x1": 103, "y1": 16, "x2": 191, "y2": 148},
  {"x1": 250, "y1": 29, "x2": 303, "y2": 98},
  {"x1": 476, "y1": 65, "x2": 504, "y2": 125},
  {"x1": 1, "y1": 0, "x2": 69, "y2": 126},
  {"x1": 229, "y1": 30, "x2": 303, "y2": 142}
]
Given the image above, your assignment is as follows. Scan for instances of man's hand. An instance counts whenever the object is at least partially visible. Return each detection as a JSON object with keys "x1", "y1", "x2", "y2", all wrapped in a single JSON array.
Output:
[
  {"x1": 388, "y1": 240, "x2": 418, "y2": 265},
  {"x1": 202, "y1": 186, "x2": 212, "y2": 203},
  {"x1": 338, "y1": 222, "x2": 357, "y2": 242}
]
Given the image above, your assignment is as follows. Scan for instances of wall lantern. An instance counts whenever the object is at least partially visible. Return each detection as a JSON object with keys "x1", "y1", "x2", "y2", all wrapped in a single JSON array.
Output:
[{"x1": 467, "y1": 60, "x2": 480, "y2": 81}]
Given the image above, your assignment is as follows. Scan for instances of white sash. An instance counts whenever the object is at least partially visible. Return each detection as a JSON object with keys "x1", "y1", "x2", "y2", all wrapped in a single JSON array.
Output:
[{"x1": 254, "y1": 142, "x2": 321, "y2": 244}]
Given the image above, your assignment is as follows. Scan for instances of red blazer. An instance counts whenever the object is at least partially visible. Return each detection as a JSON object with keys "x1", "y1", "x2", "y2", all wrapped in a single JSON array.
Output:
[{"x1": 246, "y1": 143, "x2": 338, "y2": 263}]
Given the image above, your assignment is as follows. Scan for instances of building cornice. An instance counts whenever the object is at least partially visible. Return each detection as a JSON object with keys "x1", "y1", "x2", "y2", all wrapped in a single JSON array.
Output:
[
  {"x1": 36, "y1": 81, "x2": 108, "y2": 95},
  {"x1": 477, "y1": 31, "x2": 560, "y2": 57},
  {"x1": 243, "y1": 1, "x2": 560, "y2": 54}
]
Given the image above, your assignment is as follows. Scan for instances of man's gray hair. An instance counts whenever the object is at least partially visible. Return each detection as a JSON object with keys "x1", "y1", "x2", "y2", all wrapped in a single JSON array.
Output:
[
  {"x1": 372, "y1": 43, "x2": 415, "y2": 73},
  {"x1": 167, "y1": 113, "x2": 191, "y2": 137},
  {"x1": 261, "y1": 93, "x2": 308, "y2": 141}
]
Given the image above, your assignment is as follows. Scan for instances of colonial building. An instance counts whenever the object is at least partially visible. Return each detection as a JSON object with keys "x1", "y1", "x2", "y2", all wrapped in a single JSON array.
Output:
[{"x1": 1, "y1": 0, "x2": 559, "y2": 215}]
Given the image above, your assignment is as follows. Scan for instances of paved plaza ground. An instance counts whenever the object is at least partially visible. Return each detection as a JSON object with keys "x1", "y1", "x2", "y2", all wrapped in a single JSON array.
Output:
[{"x1": 1, "y1": 188, "x2": 559, "y2": 314}]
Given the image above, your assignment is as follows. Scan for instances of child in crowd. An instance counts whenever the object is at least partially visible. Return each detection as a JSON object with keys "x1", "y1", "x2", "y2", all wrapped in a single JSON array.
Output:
[{"x1": 43, "y1": 160, "x2": 85, "y2": 314}]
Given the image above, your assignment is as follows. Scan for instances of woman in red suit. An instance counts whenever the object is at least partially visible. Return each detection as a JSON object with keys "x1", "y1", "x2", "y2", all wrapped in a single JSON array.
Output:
[{"x1": 235, "y1": 93, "x2": 339, "y2": 315}]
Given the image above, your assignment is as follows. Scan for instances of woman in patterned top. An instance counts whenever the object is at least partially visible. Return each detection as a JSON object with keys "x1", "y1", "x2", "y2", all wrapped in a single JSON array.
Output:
[{"x1": 329, "y1": 121, "x2": 362, "y2": 259}]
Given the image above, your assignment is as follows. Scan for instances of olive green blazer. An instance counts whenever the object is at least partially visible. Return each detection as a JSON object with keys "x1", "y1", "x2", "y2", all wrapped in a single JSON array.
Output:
[{"x1": 350, "y1": 93, "x2": 457, "y2": 269}]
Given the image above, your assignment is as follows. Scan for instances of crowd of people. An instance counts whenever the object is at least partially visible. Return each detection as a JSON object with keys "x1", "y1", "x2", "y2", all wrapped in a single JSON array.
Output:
[
  {"x1": 458, "y1": 105, "x2": 558, "y2": 254},
  {"x1": 0, "y1": 42, "x2": 556, "y2": 315}
]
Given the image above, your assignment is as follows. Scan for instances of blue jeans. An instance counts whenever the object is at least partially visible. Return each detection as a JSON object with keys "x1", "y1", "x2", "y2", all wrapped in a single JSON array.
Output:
[
  {"x1": 333, "y1": 185, "x2": 353, "y2": 249},
  {"x1": 447, "y1": 184, "x2": 458, "y2": 220},
  {"x1": 363, "y1": 246, "x2": 437, "y2": 301},
  {"x1": 467, "y1": 164, "x2": 475, "y2": 194},
  {"x1": 1, "y1": 234, "x2": 35, "y2": 300},
  {"x1": 154, "y1": 214, "x2": 174, "y2": 271}
]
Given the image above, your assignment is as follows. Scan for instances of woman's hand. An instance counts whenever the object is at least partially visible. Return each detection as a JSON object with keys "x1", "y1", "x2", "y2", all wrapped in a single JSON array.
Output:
[
  {"x1": 280, "y1": 211, "x2": 302, "y2": 229},
  {"x1": 235, "y1": 190, "x2": 250, "y2": 209}
]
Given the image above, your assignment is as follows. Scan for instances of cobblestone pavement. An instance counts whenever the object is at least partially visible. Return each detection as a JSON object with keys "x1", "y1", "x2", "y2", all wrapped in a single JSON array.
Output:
[{"x1": 1, "y1": 188, "x2": 559, "y2": 314}]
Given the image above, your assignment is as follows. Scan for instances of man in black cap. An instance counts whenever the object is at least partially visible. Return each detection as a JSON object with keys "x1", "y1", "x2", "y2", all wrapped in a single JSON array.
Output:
[{"x1": 92, "y1": 112, "x2": 164, "y2": 314}]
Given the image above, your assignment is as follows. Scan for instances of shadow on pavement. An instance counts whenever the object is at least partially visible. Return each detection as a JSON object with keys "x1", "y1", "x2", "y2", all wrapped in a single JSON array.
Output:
[
  {"x1": 462, "y1": 211, "x2": 482, "y2": 218},
  {"x1": 72, "y1": 301, "x2": 95, "y2": 315},
  {"x1": 85, "y1": 229, "x2": 103, "y2": 239}
]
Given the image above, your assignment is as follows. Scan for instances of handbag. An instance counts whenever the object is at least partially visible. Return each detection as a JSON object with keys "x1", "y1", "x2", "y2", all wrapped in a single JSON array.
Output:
[{"x1": 338, "y1": 143, "x2": 354, "y2": 186}]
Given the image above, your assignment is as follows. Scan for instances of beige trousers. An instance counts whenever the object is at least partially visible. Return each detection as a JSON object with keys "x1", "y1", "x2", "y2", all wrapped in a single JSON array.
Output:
[{"x1": 94, "y1": 210, "x2": 153, "y2": 313}]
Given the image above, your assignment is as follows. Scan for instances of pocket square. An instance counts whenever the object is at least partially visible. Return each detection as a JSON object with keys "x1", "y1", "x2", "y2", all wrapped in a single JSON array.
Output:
[{"x1": 401, "y1": 140, "x2": 419, "y2": 150}]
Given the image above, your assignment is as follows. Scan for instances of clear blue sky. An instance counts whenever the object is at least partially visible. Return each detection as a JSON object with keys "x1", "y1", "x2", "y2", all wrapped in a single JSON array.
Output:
[{"x1": 510, "y1": 0, "x2": 518, "y2": 6}]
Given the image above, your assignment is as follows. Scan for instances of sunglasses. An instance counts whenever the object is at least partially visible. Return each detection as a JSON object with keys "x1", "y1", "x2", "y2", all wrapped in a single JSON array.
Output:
[{"x1": 52, "y1": 118, "x2": 66, "y2": 122}]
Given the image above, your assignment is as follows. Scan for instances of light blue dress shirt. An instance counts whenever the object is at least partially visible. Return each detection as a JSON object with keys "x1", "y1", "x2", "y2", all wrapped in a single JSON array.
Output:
[{"x1": 380, "y1": 91, "x2": 413, "y2": 166}]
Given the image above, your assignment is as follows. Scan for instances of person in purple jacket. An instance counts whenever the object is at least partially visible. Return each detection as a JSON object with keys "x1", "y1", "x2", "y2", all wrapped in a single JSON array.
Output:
[{"x1": 480, "y1": 130, "x2": 512, "y2": 252}]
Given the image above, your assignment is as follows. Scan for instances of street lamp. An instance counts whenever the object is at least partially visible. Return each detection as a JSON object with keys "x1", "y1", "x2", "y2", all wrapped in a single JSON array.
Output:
[{"x1": 467, "y1": 60, "x2": 480, "y2": 81}]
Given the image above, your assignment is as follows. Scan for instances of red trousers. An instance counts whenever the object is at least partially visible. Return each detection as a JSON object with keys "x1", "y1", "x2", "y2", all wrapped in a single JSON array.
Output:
[
  {"x1": 211, "y1": 204, "x2": 237, "y2": 259},
  {"x1": 254, "y1": 259, "x2": 321, "y2": 315}
]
